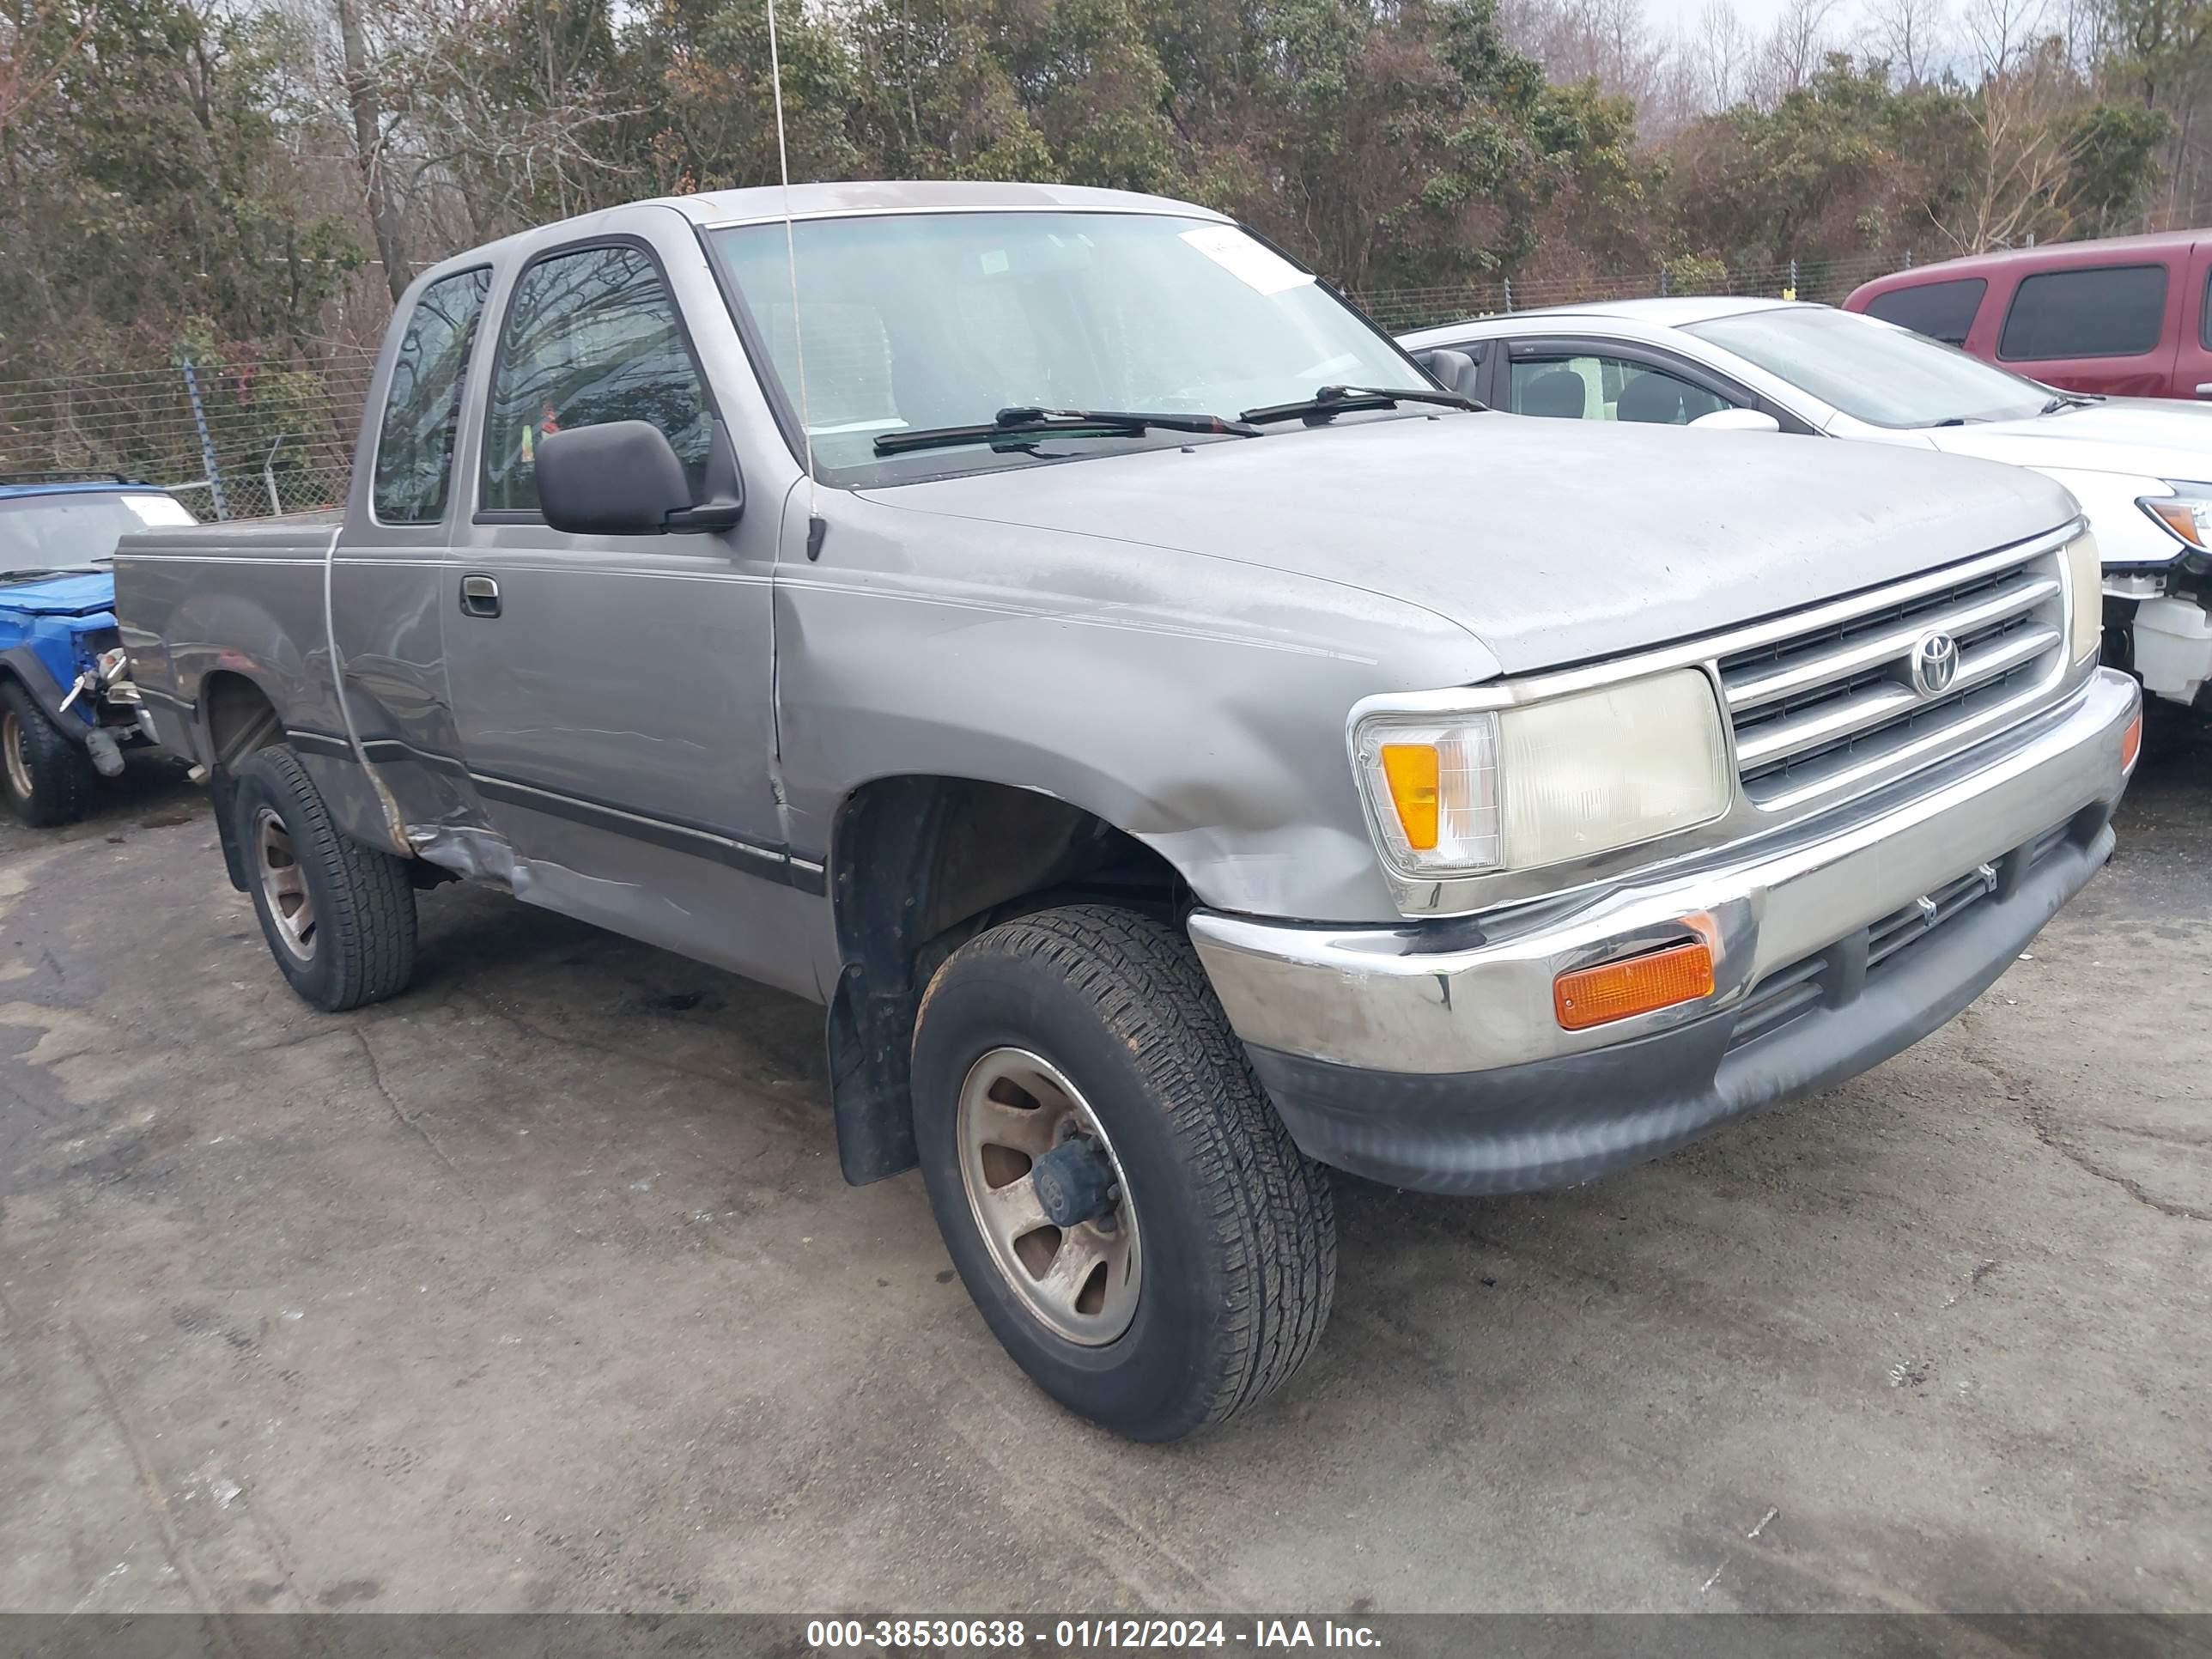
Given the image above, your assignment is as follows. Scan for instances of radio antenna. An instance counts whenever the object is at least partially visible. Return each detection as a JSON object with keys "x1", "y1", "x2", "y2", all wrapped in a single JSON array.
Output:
[{"x1": 765, "y1": 0, "x2": 821, "y2": 542}]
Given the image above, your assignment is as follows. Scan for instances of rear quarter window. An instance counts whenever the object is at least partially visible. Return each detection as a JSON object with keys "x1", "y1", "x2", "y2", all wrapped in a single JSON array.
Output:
[
  {"x1": 373, "y1": 267, "x2": 493, "y2": 526},
  {"x1": 1863, "y1": 278, "x2": 1986, "y2": 346},
  {"x1": 1998, "y1": 264, "x2": 2167, "y2": 361}
]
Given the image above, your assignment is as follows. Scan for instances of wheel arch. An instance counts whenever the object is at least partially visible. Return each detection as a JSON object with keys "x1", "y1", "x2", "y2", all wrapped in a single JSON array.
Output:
[
  {"x1": 0, "y1": 644, "x2": 88, "y2": 744},
  {"x1": 823, "y1": 773, "x2": 1186, "y2": 1186}
]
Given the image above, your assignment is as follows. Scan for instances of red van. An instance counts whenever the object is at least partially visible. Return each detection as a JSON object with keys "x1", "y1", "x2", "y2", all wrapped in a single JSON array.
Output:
[{"x1": 1844, "y1": 230, "x2": 2212, "y2": 400}]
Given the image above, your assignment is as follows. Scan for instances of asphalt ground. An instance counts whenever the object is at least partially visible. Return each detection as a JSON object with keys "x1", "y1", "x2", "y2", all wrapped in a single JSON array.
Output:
[{"x1": 1, "y1": 751, "x2": 2204, "y2": 1614}]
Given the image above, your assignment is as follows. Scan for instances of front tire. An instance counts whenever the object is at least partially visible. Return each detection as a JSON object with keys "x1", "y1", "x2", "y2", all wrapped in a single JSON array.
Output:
[
  {"x1": 233, "y1": 745, "x2": 417, "y2": 1012},
  {"x1": 911, "y1": 903, "x2": 1336, "y2": 1441},
  {"x1": 0, "y1": 680, "x2": 97, "y2": 828}
]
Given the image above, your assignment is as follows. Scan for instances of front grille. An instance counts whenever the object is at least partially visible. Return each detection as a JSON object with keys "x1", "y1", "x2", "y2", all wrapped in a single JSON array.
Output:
[
  {"x1": 1720, "y1": 545, "x2": 2066, "y2": 805},
  {"x1": 1724, "y1": 823, "x2": 2075, "y2": 1052}
]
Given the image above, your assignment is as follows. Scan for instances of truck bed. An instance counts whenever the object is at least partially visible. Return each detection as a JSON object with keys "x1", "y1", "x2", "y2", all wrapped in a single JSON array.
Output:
[{"x1": 114, "y1": 513, "x2": 345, "y2": 759}]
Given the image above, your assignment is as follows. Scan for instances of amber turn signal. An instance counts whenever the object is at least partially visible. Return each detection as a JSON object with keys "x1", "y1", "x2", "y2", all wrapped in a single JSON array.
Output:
[
  {"x1": 1378, "y1": 742, "x2": 1441, "y2": 850},
  {"x1": 1553, "y1": 940, "x2": 1716, "y2": 1031},
  {"x1": 2121, "y1": 710, "x2": 2143, "y2": 773}
]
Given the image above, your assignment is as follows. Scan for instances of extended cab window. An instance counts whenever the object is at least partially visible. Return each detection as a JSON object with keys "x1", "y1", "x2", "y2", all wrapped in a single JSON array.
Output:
[
  {"x1": 1509, "y1": 354, "x2": 1730, "y2": 423},
  {"x1": 373, "y1": 267, "x2": 491, "y2": 525},
  {"x1": 482, "y1": 243, "x2": 713, "y2": 514},
  {"x1": 1863, "y1": 278, "x2": 1986, "y2": 346},
  {"x1": 1998, "y1": 264, "x2": 2166, "y2": 361}
]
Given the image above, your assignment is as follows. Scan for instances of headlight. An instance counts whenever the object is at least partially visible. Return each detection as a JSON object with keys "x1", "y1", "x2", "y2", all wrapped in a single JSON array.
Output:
[
  {"x1": 2063, "y1": 526, "x2": 2102, "y2": 664},
  {"x1": 1352, "y1": 669, "x2": 1731, "y2": 878},
  {"x1": 2138, "y1": 481, "x2": 2212, "y2": 550}
]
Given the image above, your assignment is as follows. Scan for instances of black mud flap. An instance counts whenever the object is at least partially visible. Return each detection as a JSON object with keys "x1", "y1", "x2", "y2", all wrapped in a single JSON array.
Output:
[
  {"x1": 209, "y1": 770, "x2": 249, "y2": 891},
  {"x1": 826, "y1": 962, "x2": 920, "y2": 1185}
]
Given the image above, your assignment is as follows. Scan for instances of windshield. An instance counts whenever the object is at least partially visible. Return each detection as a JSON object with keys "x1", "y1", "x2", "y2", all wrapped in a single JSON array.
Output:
[
  {"x1": 709, "y1": 211, "x2": 1419, "y2": 483},
  {"x1": 0, "y1": 490, "x2": 195, "y2": 577},
  {"x1": 1685, "y1": 307, "x2": 2052, "y2": 428}
]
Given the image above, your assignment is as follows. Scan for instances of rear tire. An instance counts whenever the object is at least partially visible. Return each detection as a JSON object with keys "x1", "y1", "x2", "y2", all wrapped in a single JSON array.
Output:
[
  {"x1": 233, "y1": 745, "x2": 417, "y2": 1012},
  {"x1": 911, "y1": 902, "x2": 1336, "y2": 1441},
  {"x1": 0, "y1": 680, "x2": 97, "y2": 829}
]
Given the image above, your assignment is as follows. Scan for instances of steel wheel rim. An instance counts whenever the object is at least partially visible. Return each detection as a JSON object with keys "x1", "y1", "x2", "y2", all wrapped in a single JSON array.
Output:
[
  {"x1": 253, "y1": 806, "x2": 316, "y2": 962},
  {"x1": 2, "y1": 710, "x2": 29, "y2": 800},
  {"x1": 956, "y1": 1047, "x2": 1141, "y2": 1346}
]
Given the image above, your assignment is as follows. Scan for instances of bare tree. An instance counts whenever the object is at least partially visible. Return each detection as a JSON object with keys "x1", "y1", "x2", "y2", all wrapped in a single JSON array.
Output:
[
  {"x1": 1687, "y1": 0, "x2": 1756, "y2": 109},
  {"x1": 0, "y1": 0, "x2": 92, "y2": 142},
  {"x1": 333, "y1": 0, "x2": 413, "y2": 302},
  {"x1": 1961, "y1": 0, "x2": 2053, "y2": 75},
  {"x1": 1865, "y1": 0, "x2": 1953, "y2": 83},
  {"x1": 1936, "y1": 39, "x2": 2081, "y2": 248},
  {"x1": 1753, "y1": 0, "x2": 1844, "y2": 102},
  {"x1": 1501, "y1": 0, "x2": 1668, "y2": 104}
]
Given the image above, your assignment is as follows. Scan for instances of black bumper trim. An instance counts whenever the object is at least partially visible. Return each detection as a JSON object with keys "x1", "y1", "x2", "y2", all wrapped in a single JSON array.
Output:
[{"x1": 1249, "y1": 817, "x2": 2115, "y2": 1196}]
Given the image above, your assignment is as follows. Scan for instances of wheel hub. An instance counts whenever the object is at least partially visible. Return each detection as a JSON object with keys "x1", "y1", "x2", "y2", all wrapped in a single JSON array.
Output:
[
  {"x1": 2, "y1": 710, "x2": 29, "y2": 800},
  {"x1": 1030, "y1": 1137, "x2": 1117, "y2": 1228},
  {"x1": 955, "y1": 1047, "x2": 1141, "y2": 1346},
  {"x1": 253, "y1": 805, "x2": 317, "y2": 963}
]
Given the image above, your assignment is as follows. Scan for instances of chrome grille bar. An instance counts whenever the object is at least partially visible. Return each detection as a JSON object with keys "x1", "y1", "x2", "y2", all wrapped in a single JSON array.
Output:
[
  {"x1": 1723, "y1": 572, "x2": 2060, "y2": 714},
  {"x1": 1720, "y1": 540, "x2": 2069, "y2": 805}
]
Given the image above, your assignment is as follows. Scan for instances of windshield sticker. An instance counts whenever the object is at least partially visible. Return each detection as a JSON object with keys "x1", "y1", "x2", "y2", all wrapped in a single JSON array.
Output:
[
  {"x1": 1178, "y1": 226, "x2": 1314, "y2": 296},
  {"x1": 127, "y1": 496, "x2": 198, "y2": 528}
]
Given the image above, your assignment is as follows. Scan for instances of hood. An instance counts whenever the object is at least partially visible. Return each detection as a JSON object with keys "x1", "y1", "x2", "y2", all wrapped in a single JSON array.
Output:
[
  {"x1": 861, "y1": 414, "x2": 2075, "y2": 673},
  {"x1": 1924, "y1": 397, "x2": 2212, "y2": 484},
  {"x1": 0, "y1": 568, "x2": 116, "y2": 619}
]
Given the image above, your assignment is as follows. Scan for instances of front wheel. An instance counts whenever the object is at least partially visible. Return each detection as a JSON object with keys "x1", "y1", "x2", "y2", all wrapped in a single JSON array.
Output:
[
  {"x1": 0, "y1": 680, "x2": 97, "y2": 828},
  {"x1": 911, "y1": 903, "x2": 1336, "y2": 1441}
]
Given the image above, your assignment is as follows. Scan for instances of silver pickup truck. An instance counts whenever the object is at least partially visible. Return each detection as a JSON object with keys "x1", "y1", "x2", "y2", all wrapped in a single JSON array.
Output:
[{"x1": 118, "y1": 181, "x2": 2142, "y2": 1441}]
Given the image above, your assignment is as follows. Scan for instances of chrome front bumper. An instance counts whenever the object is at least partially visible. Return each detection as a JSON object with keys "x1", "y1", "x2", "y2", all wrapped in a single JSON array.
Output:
[{"x1": 1188, "y1": 669, "x2": 2142, "y2": 1193}]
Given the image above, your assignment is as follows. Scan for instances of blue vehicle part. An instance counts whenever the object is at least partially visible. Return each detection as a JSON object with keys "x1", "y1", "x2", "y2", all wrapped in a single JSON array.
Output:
[{"x1": 0, "y1": 477, "x2": 179, "y2": 746}]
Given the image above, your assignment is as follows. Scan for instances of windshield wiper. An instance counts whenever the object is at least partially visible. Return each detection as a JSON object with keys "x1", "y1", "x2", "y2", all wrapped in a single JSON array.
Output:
[
  {"x1": 2041, "y1": 392, "x2": 2105, "y2": 414},
  {"x1": 1240, "y1": 385, "x2": 1485, "y2": 424},
  {"x1": 875, "y1": 405, "x2": 1261, "y2": 456}
]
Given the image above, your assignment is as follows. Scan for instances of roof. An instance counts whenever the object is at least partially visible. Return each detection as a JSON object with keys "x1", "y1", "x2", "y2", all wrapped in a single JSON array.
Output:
[
  {"x1": 408, "y1": 179, "x2": 1238, "y2": 299},
  {"x1": 1851, "y1": 228, "x2": 2208, "y2": 288},
  {"x1": 664, "y1": 179, "x2": 1228, "y2": 228},
  {"x1": 0, "y1": 477, "x2": 158, "y2": 501},
  {"x1": 1398, "y1": 295, "x2": 1801, "y2": 347}
]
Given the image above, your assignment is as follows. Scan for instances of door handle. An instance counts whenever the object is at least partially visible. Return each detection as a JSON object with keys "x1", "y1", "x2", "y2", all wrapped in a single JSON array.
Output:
[
  {"x1": 459, "y1": 574, "x2": 501, "y2": 618},
  {"x1": 2196, "y1": 383, "x2": 2212, "y2": 399}
]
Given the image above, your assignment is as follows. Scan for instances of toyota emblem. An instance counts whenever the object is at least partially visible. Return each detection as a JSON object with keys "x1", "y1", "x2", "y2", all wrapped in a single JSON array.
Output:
[{"x1": 1911, "y1": 630, "x2": 1959, "y2": 696}]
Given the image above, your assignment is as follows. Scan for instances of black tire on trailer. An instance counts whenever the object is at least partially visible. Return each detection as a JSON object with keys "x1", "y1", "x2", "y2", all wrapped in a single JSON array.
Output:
[
  {"x1": 0, "y1": 678, "x2": 98, "y2": 828},
  {"x1": 232, "y1": 744, "x2": 417, "y2": 1012},
  {"x1": 910, "y1": 902, "x2": 1336, "y2": 1442}
]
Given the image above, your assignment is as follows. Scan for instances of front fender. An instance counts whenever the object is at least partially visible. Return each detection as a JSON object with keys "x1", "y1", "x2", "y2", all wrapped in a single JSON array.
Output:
[
  {"x1": 775, "y1": 501, "x2": 1499, "y2": 924},
  {"x1": 0, "y1": 641, "x2": 94, "y2": 745}
]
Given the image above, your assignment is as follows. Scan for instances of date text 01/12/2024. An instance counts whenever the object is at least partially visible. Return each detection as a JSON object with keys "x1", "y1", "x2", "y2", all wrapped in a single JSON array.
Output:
[{"x1": 803, "y1": 1620, "x2": 1383, "y2": 1650}]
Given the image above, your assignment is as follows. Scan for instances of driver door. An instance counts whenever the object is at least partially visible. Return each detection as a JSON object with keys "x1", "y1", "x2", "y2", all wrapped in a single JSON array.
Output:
[{"x1": 443, "y1": 233, "x2": 796, "y2": 981}]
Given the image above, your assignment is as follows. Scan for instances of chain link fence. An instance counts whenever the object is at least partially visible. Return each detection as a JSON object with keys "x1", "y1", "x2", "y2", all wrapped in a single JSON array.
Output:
[
  {"x1": 0, "y1": 253, "x2": 1906, "y2": 522},
  {"x1": 0, "y1": 349, "x2": 375, "y2": 521}
]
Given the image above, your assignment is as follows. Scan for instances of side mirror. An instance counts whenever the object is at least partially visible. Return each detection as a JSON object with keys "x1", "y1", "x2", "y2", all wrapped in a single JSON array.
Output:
[
  {"x1": 537, "y1": 420, "x2": 745, "y2": 536},
  {"x1": 1687, "y1": 408, "x2": 1783, "y2": 434},
  {"x1": 537, "y1": 421, "x2": 695, "y2": 535}
]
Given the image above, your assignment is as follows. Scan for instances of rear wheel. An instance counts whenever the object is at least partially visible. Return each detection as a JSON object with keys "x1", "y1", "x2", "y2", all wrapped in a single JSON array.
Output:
[
  {"x1": 233, "y1": 745, "x2": 417, "y2": 1012},
  {"x1": 0, "y1": 680, "x2": 97, "y2": 829},
  {"x1": 911, "y1": 903, "x2": 1336, "y2": 1441}
]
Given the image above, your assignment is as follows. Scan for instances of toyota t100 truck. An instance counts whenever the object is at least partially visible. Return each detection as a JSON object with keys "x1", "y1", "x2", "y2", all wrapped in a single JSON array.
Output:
[{"x1": 116, "y1": 182, "x2": 2142, "y2": 1441}]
